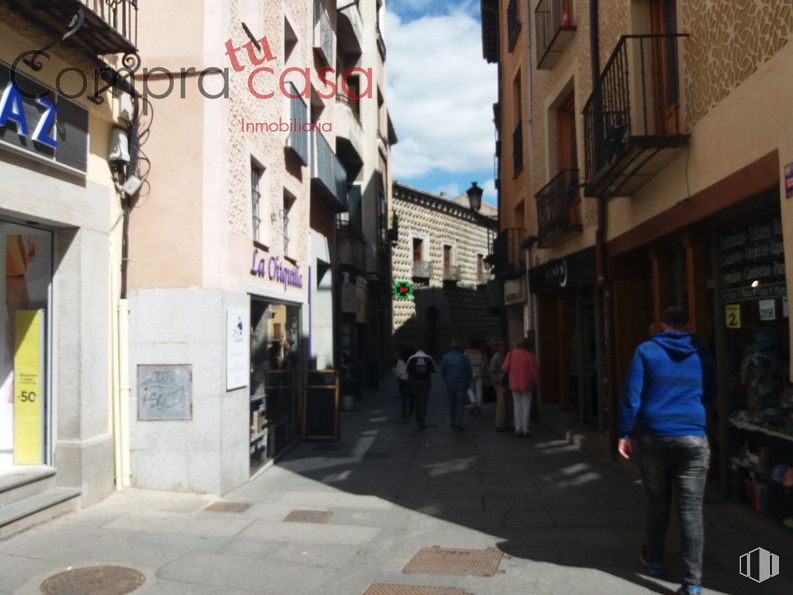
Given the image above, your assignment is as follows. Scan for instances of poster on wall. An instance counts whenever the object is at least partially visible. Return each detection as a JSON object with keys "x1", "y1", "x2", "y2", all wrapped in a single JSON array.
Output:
[
  {"x1": 13, "y1": 310, "x2": 44, "y2": 465},
  {"x1": 226, "y1": 307, "x2": 249, "y2": 391},
  {"x1": 137, "y1": 365, "x2": 192, "y2": 421}
]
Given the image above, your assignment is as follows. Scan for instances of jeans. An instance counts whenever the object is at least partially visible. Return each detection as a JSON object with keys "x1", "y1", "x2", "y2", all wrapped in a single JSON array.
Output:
[
  {"x1": 467, "y1": 376, "x2": 483, "y2": 407},
  {"x1": 411, "y1": 380, "x2": 431, "y2": 427},
  {"x1": 512, "y1": 391, "x2": 532, "y2": 434},
  {"x1": 398, "y1": 379, "x2": 414, "y2": 416},
  {"x1": 446, "y1": 384, "x2": 466, "y2": 427},
  {"x1": 639, "y1": 435, "x2": 710, "y2": 586}
]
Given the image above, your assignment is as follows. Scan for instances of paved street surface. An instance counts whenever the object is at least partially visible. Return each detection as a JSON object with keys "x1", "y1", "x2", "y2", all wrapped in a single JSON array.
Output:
[{"x1": 2, "y1": 378, "x2": 791, "y2": 594}]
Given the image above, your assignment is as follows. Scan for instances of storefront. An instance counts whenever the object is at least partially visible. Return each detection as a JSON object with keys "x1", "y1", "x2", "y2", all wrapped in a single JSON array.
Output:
[
  {"x1": 249, "y1": 296, "x2": 303, "y2": 474},
  {"x1": 608, "y1": 183, "x2": 792, "y2": 532},
  {"x1": 530, "y1": 247, "x2": 598, "y2": 425}
]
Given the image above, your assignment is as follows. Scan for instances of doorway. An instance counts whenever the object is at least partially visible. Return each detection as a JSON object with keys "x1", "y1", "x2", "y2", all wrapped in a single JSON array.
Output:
[{"x1": 649, "y1": 0, "x2": 680, "y2": 134}]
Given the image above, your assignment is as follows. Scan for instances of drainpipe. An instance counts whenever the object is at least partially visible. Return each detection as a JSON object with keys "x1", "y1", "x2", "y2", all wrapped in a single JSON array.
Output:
[
  {"x1": 589, "y1": 0, "x2": 613, "y2": 445},
  {"x1": 116, "y1": 298, "x2": 131, "y2": 488}
]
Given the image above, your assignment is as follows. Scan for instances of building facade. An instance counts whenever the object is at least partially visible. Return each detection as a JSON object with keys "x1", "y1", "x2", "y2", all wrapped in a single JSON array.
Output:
[
  {"x1": 484, "y1": 0, "x2": 793, "y2": 532},
  {"x1": 391, "y1": 182, "x2": 500, "y2": 357},
  {"x1": 127, "y1": 0, "x2": 391, "y2": 493},
  {"x1": 0, "y1": 0, "x2": 141, "y2": 532}
]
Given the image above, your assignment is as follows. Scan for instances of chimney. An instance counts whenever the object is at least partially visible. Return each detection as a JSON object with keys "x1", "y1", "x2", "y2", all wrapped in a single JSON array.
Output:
[{"x1": 439, "y1": 191, "x2": 447, "y2": 198}]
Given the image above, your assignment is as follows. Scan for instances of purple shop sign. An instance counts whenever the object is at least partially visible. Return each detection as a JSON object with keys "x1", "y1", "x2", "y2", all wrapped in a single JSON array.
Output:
[{"x1": 250, "y1": 249, "x2": 304, "y2": 290}]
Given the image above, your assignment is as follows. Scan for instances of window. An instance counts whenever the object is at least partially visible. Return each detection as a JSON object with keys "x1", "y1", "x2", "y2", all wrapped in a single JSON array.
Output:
[
  {"x1": 513, "y1": 72, "x2": 523, "y2": 177},
  {"x1": 507, "y1": 0, "x2": 520, "y2": 49},
  {"x1": 251, "y1": 160, "x2": 264, "y2": 242},
  {"x1": 412, "y1": 237, "x2": 424, "y2": 263},
  {"x1": 443, "y1": 245, "x2": 453, "y2": 276},
  {"x1": 283, "y1": 190, "x2": 296, "y2": 256},
  {"x1": 556, "y1": 91, "x2": 578, "y2": 171},
  {"x1": 477, "y1": 254, "x2": 486, "y2": 283}
]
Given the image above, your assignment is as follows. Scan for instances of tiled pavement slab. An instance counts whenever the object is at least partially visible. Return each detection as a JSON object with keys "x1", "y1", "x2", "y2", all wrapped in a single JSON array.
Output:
[{"x1": 2, "y1": 376, "x2": 793, "y2": 594}]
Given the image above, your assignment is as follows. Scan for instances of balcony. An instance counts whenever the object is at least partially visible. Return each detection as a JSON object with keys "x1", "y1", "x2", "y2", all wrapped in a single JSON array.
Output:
[
  {"x1": 536, "y1": 0, "x2": 576, "y2": 70},
  {"x1": 337, "y1": 0, "x2": 363, "y2": 54},
  {"x1": 314, "y1": 5, "x2": 335, "y2": 67},
  {"x1": 311, "y1": 132, "x2": 348, "y2": 213},
  {"x1": 13, "y1": 0, "x2": 138, "y2": 56},
  {"x1": 335, "y1": 94, "x2": 364, "y2": 169},
  {"x1": 535, "y1": 170, "x2": 582, "y2": 245},
  {"x1": 412, "y1": 261, "x2": 433, "y2": 281},
  {"x1": 443, "y1": 265, "x2": 462, "y2": 284},
  {"x1": 491, "y1": 228, "x2": 525, "y2": 278},
  {"x1": 376, "y1": 25, "x2": 387, "y2": 60},
  {"x1": 336, "y1": 220, "x2": 366, "y2": 272},
  {"x1": 286, "y1": 83, "x2": 309, "y2": 165},
  {"x1": 583, "y1": 34, "x2": 689, "y2": 198}
]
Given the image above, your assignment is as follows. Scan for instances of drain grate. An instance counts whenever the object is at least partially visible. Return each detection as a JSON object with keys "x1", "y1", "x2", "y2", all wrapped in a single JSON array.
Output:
[
  {"x1": 402, "y1": 546, "x2": 505, "y2": 577},
  {"x1": 284, "y1": 509, "x2": 333, "y2": 523},
  {"x1": 203, "y1": 501, "x2": 251, "y2": 513},
  {"x1": 40, "y1": 566, "x2": 145, "y2": 595},
  {"x1": 364, "y1": 585, "x2": 472, "y2": 595}
]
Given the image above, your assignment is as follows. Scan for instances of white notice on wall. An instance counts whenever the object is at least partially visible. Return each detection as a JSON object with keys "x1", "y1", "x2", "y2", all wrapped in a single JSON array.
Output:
[
  {"x1": 758, "y1": 299, "x2": 777, "y2": 322},
  {"x1": 226, "y1": 307, "x2": 250, "y2": 391}
]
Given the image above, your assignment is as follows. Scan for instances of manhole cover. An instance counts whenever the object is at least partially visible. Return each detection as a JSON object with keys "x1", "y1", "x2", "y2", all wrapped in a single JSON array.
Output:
[
  {"x1": 402, "y1": 547, "x2": 505, "y2": 577},
  {"x1": 203, "y1": 501, "x2": 251, "y2": 513},
  {"x1": 364, "y1": 585, "x2": 472, "y2": 595},
  {"x1": 41, "y1": 566, "x2": 145, "y2": 595},
  {"x1": 284, "y1": 510, "x2": 333, "y2": 523}
]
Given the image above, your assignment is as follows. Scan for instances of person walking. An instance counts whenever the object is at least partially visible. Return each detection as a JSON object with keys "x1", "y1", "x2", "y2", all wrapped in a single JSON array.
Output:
[
  {"x1": 501, "y1": 338, "x2": 538, "y2": 436},
  {"x1": 489, "y1": 339, "x2": 509, "y2": 431},
  {"x1": 617, "y1": 307, "x2": 716, "y2": 595},
  {"x1": 394, "y1": 345, "x2": 414, "y2": 419},
  {"x1": 439, "y1": 340, "x2": 472, "y2": 431},
  {"x1": 406, "y1": 345, "x2": 436, "y2": 429},
  {"x1": 464, "y1": 338, "x2": 487, "y2": 416}
]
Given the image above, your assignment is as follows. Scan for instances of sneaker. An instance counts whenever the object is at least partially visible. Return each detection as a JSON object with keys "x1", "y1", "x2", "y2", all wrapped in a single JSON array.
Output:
[
  {"x1": 675, "y1": 585, "x2": 701, "y2": 595},
  {"x1": 640, "y1": 545, "x2": 665, "y2": 577}
]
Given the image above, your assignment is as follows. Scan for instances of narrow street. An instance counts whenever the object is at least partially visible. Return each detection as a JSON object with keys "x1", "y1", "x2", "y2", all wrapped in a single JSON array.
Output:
[{"x1": 2, "y1": 380, "x2": 790, "y2": 595}]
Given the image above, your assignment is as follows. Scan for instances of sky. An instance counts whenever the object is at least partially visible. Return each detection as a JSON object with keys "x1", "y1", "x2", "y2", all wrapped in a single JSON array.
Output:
[{"x1": 386, "y1": 0, "x2": 498, "y2": 205}]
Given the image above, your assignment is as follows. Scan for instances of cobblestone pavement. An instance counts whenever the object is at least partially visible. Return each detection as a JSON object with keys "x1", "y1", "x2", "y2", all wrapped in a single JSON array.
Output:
[{"x1": 1, "y1": 378, "x2": 791, "y2": 594}]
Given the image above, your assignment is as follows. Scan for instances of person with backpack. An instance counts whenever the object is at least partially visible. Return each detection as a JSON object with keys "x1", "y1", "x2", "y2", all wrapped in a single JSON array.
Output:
[{"x1": 406, "y1": 345, "x2": 436, "y2": 429}]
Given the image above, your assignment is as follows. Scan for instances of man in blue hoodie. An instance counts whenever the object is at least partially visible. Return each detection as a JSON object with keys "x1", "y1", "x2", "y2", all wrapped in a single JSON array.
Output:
[
  {"x1": 440, "y1": 340, "x2": 472, "y2": 431},
  {"x1": 618, "y1": 307, "x2": 716, "y2": 595}
]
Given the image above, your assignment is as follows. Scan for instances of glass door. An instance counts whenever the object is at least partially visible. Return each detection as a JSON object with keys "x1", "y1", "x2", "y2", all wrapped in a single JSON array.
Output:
[{"x1": 0, "y1": 222, "x2": 53, "y2": 469}]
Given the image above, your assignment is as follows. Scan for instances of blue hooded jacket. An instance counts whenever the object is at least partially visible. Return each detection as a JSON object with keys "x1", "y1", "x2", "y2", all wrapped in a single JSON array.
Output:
[
  {"x1": 439, "y1": 350, "x2": 472, "y2": 390},
  {"x1": 618, "y1": 331, "x2": 716, "y2": 439}
]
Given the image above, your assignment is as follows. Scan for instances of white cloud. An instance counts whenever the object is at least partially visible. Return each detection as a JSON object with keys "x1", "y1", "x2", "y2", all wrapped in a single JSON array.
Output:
[{"x1": 386, "y1": 9, "x2": 497, "y2": 179}]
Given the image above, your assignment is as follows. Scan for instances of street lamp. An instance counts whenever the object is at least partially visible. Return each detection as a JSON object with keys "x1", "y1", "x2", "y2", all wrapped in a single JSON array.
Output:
[{"x1": 466, "y1": 181, "x2": 483, "y2": 213}]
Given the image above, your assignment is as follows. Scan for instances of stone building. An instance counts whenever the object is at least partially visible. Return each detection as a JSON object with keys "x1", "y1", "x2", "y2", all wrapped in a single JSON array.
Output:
[
  {"x1": 127, "y1": 0, "x2": 392, "y2": 493},
  {"x1": 391, "y1": 182, "x2": 500, "y2": 358},
  {"x1": 483, "y1": 0, "x2": 793, "y2": 532},
  {"x1": 0, "y1": 0, "x2": 141, "y2": 534}
]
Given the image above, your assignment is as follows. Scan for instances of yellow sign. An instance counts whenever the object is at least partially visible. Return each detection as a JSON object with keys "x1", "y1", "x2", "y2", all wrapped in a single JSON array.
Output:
[
  {"x1": 725, "y1": 304, "x2": 741, "y2": 329},
  {"x1": 14, "y1": 310, "x2": 44, "y2": 465}
]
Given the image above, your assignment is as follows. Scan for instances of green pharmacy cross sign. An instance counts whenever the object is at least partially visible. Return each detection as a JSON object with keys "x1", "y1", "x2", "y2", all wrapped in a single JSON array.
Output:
[{"x1": 393, "y1": 281, "x2": 413, "y2": 300}]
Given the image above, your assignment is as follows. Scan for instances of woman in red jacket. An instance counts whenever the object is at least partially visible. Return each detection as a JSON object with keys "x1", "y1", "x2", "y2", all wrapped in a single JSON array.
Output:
[{"x1": 502, "y1": 338, "x2": 538, "y2": 436}]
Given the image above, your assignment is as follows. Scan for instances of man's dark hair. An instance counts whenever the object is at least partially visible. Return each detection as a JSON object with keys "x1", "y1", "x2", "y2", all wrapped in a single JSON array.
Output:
[{"x1": 662, "y1": 306, "x2": 689, "y2": 330}]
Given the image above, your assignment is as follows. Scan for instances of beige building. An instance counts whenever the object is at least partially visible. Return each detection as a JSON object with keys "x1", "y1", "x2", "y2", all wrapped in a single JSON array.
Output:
[
  {"x1": 391, "y1": 182, "x2": 500, "y2": 357},
  {"x1": 484, "y1": 0, "x2": 793, "y2": 531},
  {"x1": 127, "y1": 0, "x2": 392, "y2": 493},
  {"x1": 0, "y1": 0, "x2": 139, "y2": 534}
]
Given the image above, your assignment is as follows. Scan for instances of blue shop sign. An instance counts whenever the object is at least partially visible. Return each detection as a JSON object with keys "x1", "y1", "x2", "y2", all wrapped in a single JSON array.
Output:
[{"x1": 0, "y1": 62, "x2": 88, "y2": 173}]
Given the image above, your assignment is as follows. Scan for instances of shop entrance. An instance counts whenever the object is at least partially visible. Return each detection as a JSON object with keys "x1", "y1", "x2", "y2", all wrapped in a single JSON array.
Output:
[
  {"x1": 0, "y1": 221, "x2": 53, "y2": 470},
  {"x1": 249, "y1": 297, "x2": 302, "y2": 475}
]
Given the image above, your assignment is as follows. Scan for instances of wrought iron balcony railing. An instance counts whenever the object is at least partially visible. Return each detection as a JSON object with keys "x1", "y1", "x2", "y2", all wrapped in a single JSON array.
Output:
[
  {"x1": 412, "y1": 261, "x2": 433, "y2": 280},
  {"x1": 583, "y1": 34, "x2": 689, "y2": 198},
  {"x1": 443, "y1": 265, "x2": 462, "y2": 283},
  {"x1": 286, "y1": 83, "x2": 309, "y2": 165},
  {"x1": 535, "y1": 0, "x2": 576, "y2": 69},
  {"x1": 535, "y1": 170, "x2": 582, "y2": 242},
  {"x1": 491, "y1": 228, "x2": 525, "y2": 277},
  {"x1": 311, "y1": 132, "x2": 348, "y2": 213}
]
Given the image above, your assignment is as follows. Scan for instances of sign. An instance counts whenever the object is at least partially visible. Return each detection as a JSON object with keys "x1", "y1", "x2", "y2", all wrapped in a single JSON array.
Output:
[
  {"x1": 250, "y1": 249, "x2": 304, "y2": 290},
  {"x1": 530, "y1": 247, "x2": 596, "y2": 293},
  {"x1": 0, "y1": 63, "x2": 88, "y2": 172},
  {"x1": 226, "y1": 307, "x2": 249, "y2": 391},
  {"x1": 137, "y1": 365, "x2": 193, "y2": 421},
  {"x1": 504, "y1": 277, "x2": 527, "y2": 305},
  {"x1": 725, "y1": 304, "x2": 742, "y2": 329},
  {"x1": 393, "y1": 281, "x2": 413, "y2": 299},
  {"x1": 719, "y1": 218, "x2": 787, "y2": 303},
  {"x1": 13, "y1": 310, "x2": 44, "y2": 465},
  {"x1": 758, "y1": 299, "x2": 777, "y2": 321},
  {"x1": 786, "y1": 163, "x2": 793, "y2": 199},
  {"x1": 303, "y1": 370, "x2": 339, "y2": 441}
]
